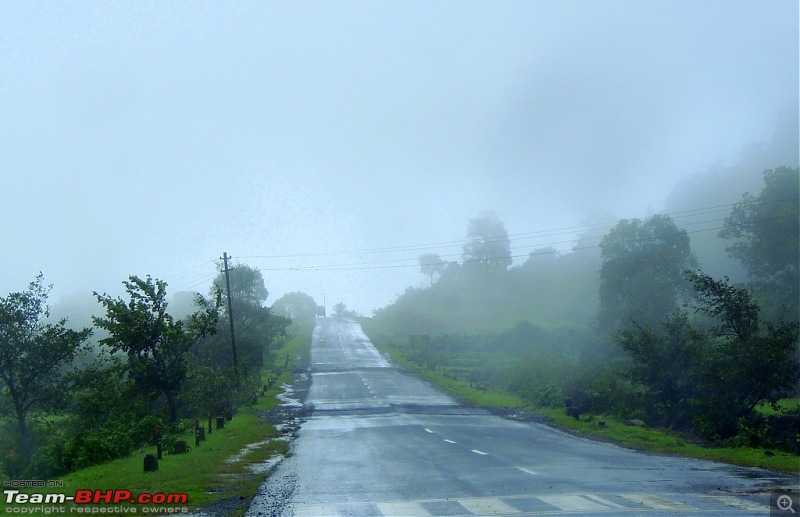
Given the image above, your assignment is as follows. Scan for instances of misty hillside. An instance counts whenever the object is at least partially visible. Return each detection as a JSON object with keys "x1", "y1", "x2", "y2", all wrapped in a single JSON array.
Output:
[{"x1": 369, "y1": 125, "x2": 799, "y2": 339}]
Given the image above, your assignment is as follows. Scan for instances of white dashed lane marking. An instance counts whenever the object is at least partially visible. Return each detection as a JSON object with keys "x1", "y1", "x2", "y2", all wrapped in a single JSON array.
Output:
[
  {"x1": 443, "y1": 439, "x2": 456, "y2": 444},
  {"x1": 516, "y1": 467, "x2": 538, "y2": 475},
  {"x1": 424, "y1": 428, "x2": 434, "y2": 433},
  {"x1": 470, "y1": 449, "x2": 488, "y2": 455}
]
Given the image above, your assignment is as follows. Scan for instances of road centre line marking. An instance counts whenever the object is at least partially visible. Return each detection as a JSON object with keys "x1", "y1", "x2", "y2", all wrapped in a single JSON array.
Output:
[
  {"x1": 516, "y1": 467, "x2": 538, "y2": 475},
  {"x1": 471, "y1": 449, "x2": 488, "y2": 455},
  {"x1": 443, "y1": 439, "x2": 456, "y2": 443},
  {"x1": 424, "y1": 428, "x2": 434, "y2": 433}
]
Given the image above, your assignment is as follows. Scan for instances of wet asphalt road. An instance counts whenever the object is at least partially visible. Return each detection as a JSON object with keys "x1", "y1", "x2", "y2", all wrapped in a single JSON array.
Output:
[{"x1": 247, "y1": 318, "x2": 796, "y2": 516}]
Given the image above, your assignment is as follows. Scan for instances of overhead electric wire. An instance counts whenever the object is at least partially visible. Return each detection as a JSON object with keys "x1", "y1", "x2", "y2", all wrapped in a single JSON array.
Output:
[
  {"x1": 236, "y1": 197, "x2": 793, "y2": 262},
  {"x1": 249, "y1": 211, "x2": 799, "y2": 272}
]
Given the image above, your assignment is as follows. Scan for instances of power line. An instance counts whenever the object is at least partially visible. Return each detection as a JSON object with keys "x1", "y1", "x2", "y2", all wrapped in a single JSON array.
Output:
[
  {"x1": 236, "y1": 197, "x2": 793, "y2": 261},
  {"x1": 248, "y1": 212, "x2": 799, "y2": 272}
]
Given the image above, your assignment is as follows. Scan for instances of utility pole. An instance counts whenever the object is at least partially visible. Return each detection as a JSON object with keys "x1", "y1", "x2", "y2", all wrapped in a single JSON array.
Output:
[{"x1": 222, "y1": 252, "x2": 238, "y2": 383}]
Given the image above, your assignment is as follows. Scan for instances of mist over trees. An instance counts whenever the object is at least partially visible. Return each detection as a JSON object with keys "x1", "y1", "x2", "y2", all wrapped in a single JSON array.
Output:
[
  {"x1": 367, "y1": 163, "x2": 799, "y2": 448},
  {"x1": 419, "y1": 254, "x2": 446, "y2": 287},
  {"x1": 272, "y1": 291, "x2": 319, "y2": 322},
  {"x1": 0, "y1": 274, "x2": 92, "y2": 465},
  {"x1": 462, "y1": 211, "x2": 512, "y2": 274},
  {"x1": 663, "y1": 109, "x2": 799, "y2": 283},
  {"x1": 719, "y1": 167, "x2": 799, "y2": 317},
  {"x1": 597, "y1": 215, "x2": 696, "y2": 337}
]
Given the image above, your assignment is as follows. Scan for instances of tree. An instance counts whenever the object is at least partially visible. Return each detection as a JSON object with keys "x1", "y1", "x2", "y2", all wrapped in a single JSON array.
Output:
[
  {"x1": 598, "y1": 214, "x2": 697, "y2": 336},
  {"x1": 333, "y1": 302, "x2": 347, "y2": 318},
  {"x1": 0, "y1": 274, "x2": 91, "y2": 463},
  {"x1": 686, "y1": 272, "x2": 799, "y2": 440},
  {"x1": 94, "y1": 276, "x2": 218, "y2": 423},
  {"x1": 271, "y1": 292, "x2": 318, "y2": 321},
  {"x1": 212, "y1": 264, "x2": 269, "y2": 305},
  {"x1": 616, "y1": 313, "x2": 705, "y2": 428},
  {"x1": 207, "y1": 264, "x2": 288, "y2": 379},
  {"x1": 419, "y1": 253, "x2": 445, "y2": 286},
  {"x1": 617, "y1": 271, "x2": 800, "y2": 441},
  {"x1": 462, "y1": 211, "x2": 512, "y2": 273},
  {"x1": 719, "y1": 166, "x2": 799, "y2": 315}
]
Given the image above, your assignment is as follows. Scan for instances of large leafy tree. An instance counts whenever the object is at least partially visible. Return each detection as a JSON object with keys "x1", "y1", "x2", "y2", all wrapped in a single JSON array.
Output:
[
  {"x1": 462, "y1": 211, "x2": 512, "y2": 274},
  {"x1": 598, "y1": 214, "x2": 696, "y2": 336},
  {"x1": 0, "y1": 274, "x2": 91, "y2": 463},
  {"x1": 207, "y1": 264, "x2": 289, "y2": 379},
  {"x1": 94, "y1": 276, "x2": 218, "y2": 423},
  {"x1": 618, "y1": 271, "x2": 799, "y2": 441},
  {"x1": 212, "y1": 264, "x2": 269, "y2": 305},
  {"x1": 271, "y1": 291, "x2": 318, "y2": 321},
  {"x1": 686, "y1": 271, "x2": 799, "y2": 439},
  {"x1": 719, "y1": 166, "x2": 799, "y2": 315},
  {"x1": 616, "y1": 313, "x2": 705, "y2": 429}
]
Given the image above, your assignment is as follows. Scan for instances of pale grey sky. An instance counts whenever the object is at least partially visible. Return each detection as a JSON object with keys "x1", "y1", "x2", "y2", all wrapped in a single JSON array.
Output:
[{"x1": 1, "y1": 1, "x2": 797, "y2": 317}]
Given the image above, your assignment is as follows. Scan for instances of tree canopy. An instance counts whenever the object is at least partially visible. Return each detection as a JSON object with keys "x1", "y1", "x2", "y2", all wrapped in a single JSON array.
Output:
[
  {"x1": 94, "y1": 276, "x2": 219, "y2": 422},
  {"x1": 0, "y1": 274, "x2": 92, "y2": 463},
  {"x1": 212, "y1": 264, "x2": 269, "y2": 306},
  {"x1": 462, "y1": 211, "x2": 512, "y2": 274},
  {"x1": 271, "y1": 291, "x2": 318, "y2": 321},
  {"x1": 617, "y1": 271, "x2": 799, "y2": 440},
  {"x1": 719, "y1": 166, "x2": 799, "y2": 315},
  {"x1": 598, "y1": 214, "x2": 696, "y2": 336},
  {"x1": 419, "y1": 253, "x2": 446, "y2": 286}
]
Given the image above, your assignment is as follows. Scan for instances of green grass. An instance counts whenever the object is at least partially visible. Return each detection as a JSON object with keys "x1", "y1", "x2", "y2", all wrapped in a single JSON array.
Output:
[
  {"x1": 371, "y1": 337, "x2": 800, "y2": 475},
  {"x1": 756, "y1": 397, "x2": 800, "y2": 416},
  {"x1": 536, "y1": 407, "x2": 800, "y2": 473},
  {"x1": 414, "y1": 368, "x2": 527, "y2": 408},
  {"x1": 0, "y1": 412, "x2": 276, "y2": 512},
  {"x1": 0, "y1": 323, "x2": 314, "y2": 515},
  {"x1": 377, "y1": 340, "x2": 526, "y2": 408}
]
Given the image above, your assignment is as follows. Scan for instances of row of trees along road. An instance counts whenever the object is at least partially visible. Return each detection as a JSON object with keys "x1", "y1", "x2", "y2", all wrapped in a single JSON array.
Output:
[
  {"x1": 371, "y1": 166, "x2": 798, "y2": 448},
  {"x1": 0, "y1": 263, "x2": 294, "y2": 478}
]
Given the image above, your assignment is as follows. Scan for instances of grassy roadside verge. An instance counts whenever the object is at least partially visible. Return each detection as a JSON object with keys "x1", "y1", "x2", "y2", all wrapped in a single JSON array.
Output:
[
  {"x1": 373, "y1": 338, "x2": 799, "y2": 474},
  {"x1": 0, "y1": 322, "x2": 313, "y2": 515}
]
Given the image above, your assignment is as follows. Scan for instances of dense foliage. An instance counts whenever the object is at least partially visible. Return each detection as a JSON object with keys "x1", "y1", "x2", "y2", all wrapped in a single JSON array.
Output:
[
  {"x1": 719, "y1": 166, "x2": 799, "y2": 316},
  {"x1": 0, "y1": 274, "x2": 92, "y2": 468},
  {"x1": 617, "y1": 272, "x2": 799, "y2": 441},
  {"x1": 94, "y1": 276, "x2": 219, "y2": 423},
  {"x1": 598, "y1": 215, "x2": 696, "y2": 336},
  {"x1": 369, "y1": 167, "x2": 799, "y2": 449},
  {"x1": 0, "y1": 265, "x2": 294, "y2": 479}
]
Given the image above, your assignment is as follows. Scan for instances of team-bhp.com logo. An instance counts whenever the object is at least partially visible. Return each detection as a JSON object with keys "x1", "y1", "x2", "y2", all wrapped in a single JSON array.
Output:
[{"x1": 4, "y1": 489, "x2": 189, "y2": 513}]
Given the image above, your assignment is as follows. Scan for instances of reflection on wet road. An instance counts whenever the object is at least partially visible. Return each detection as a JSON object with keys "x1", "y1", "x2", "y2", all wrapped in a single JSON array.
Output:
[{"x1": 247, "y1": 318, "x2": 793, "y2": 516}]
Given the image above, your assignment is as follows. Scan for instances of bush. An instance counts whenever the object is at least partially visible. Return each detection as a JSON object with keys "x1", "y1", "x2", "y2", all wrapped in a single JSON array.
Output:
[
  {"x1": 567, "y1": 366, "x2": 642, "y2": 417},
  {"x1": 535, "y1": 384, "x2": 564, "y2": 408}
]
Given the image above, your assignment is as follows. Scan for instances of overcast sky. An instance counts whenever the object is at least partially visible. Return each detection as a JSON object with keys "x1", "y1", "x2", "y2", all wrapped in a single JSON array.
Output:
[{"x1": 1, "y1": 1, "x2": 797, "y2": 318}]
